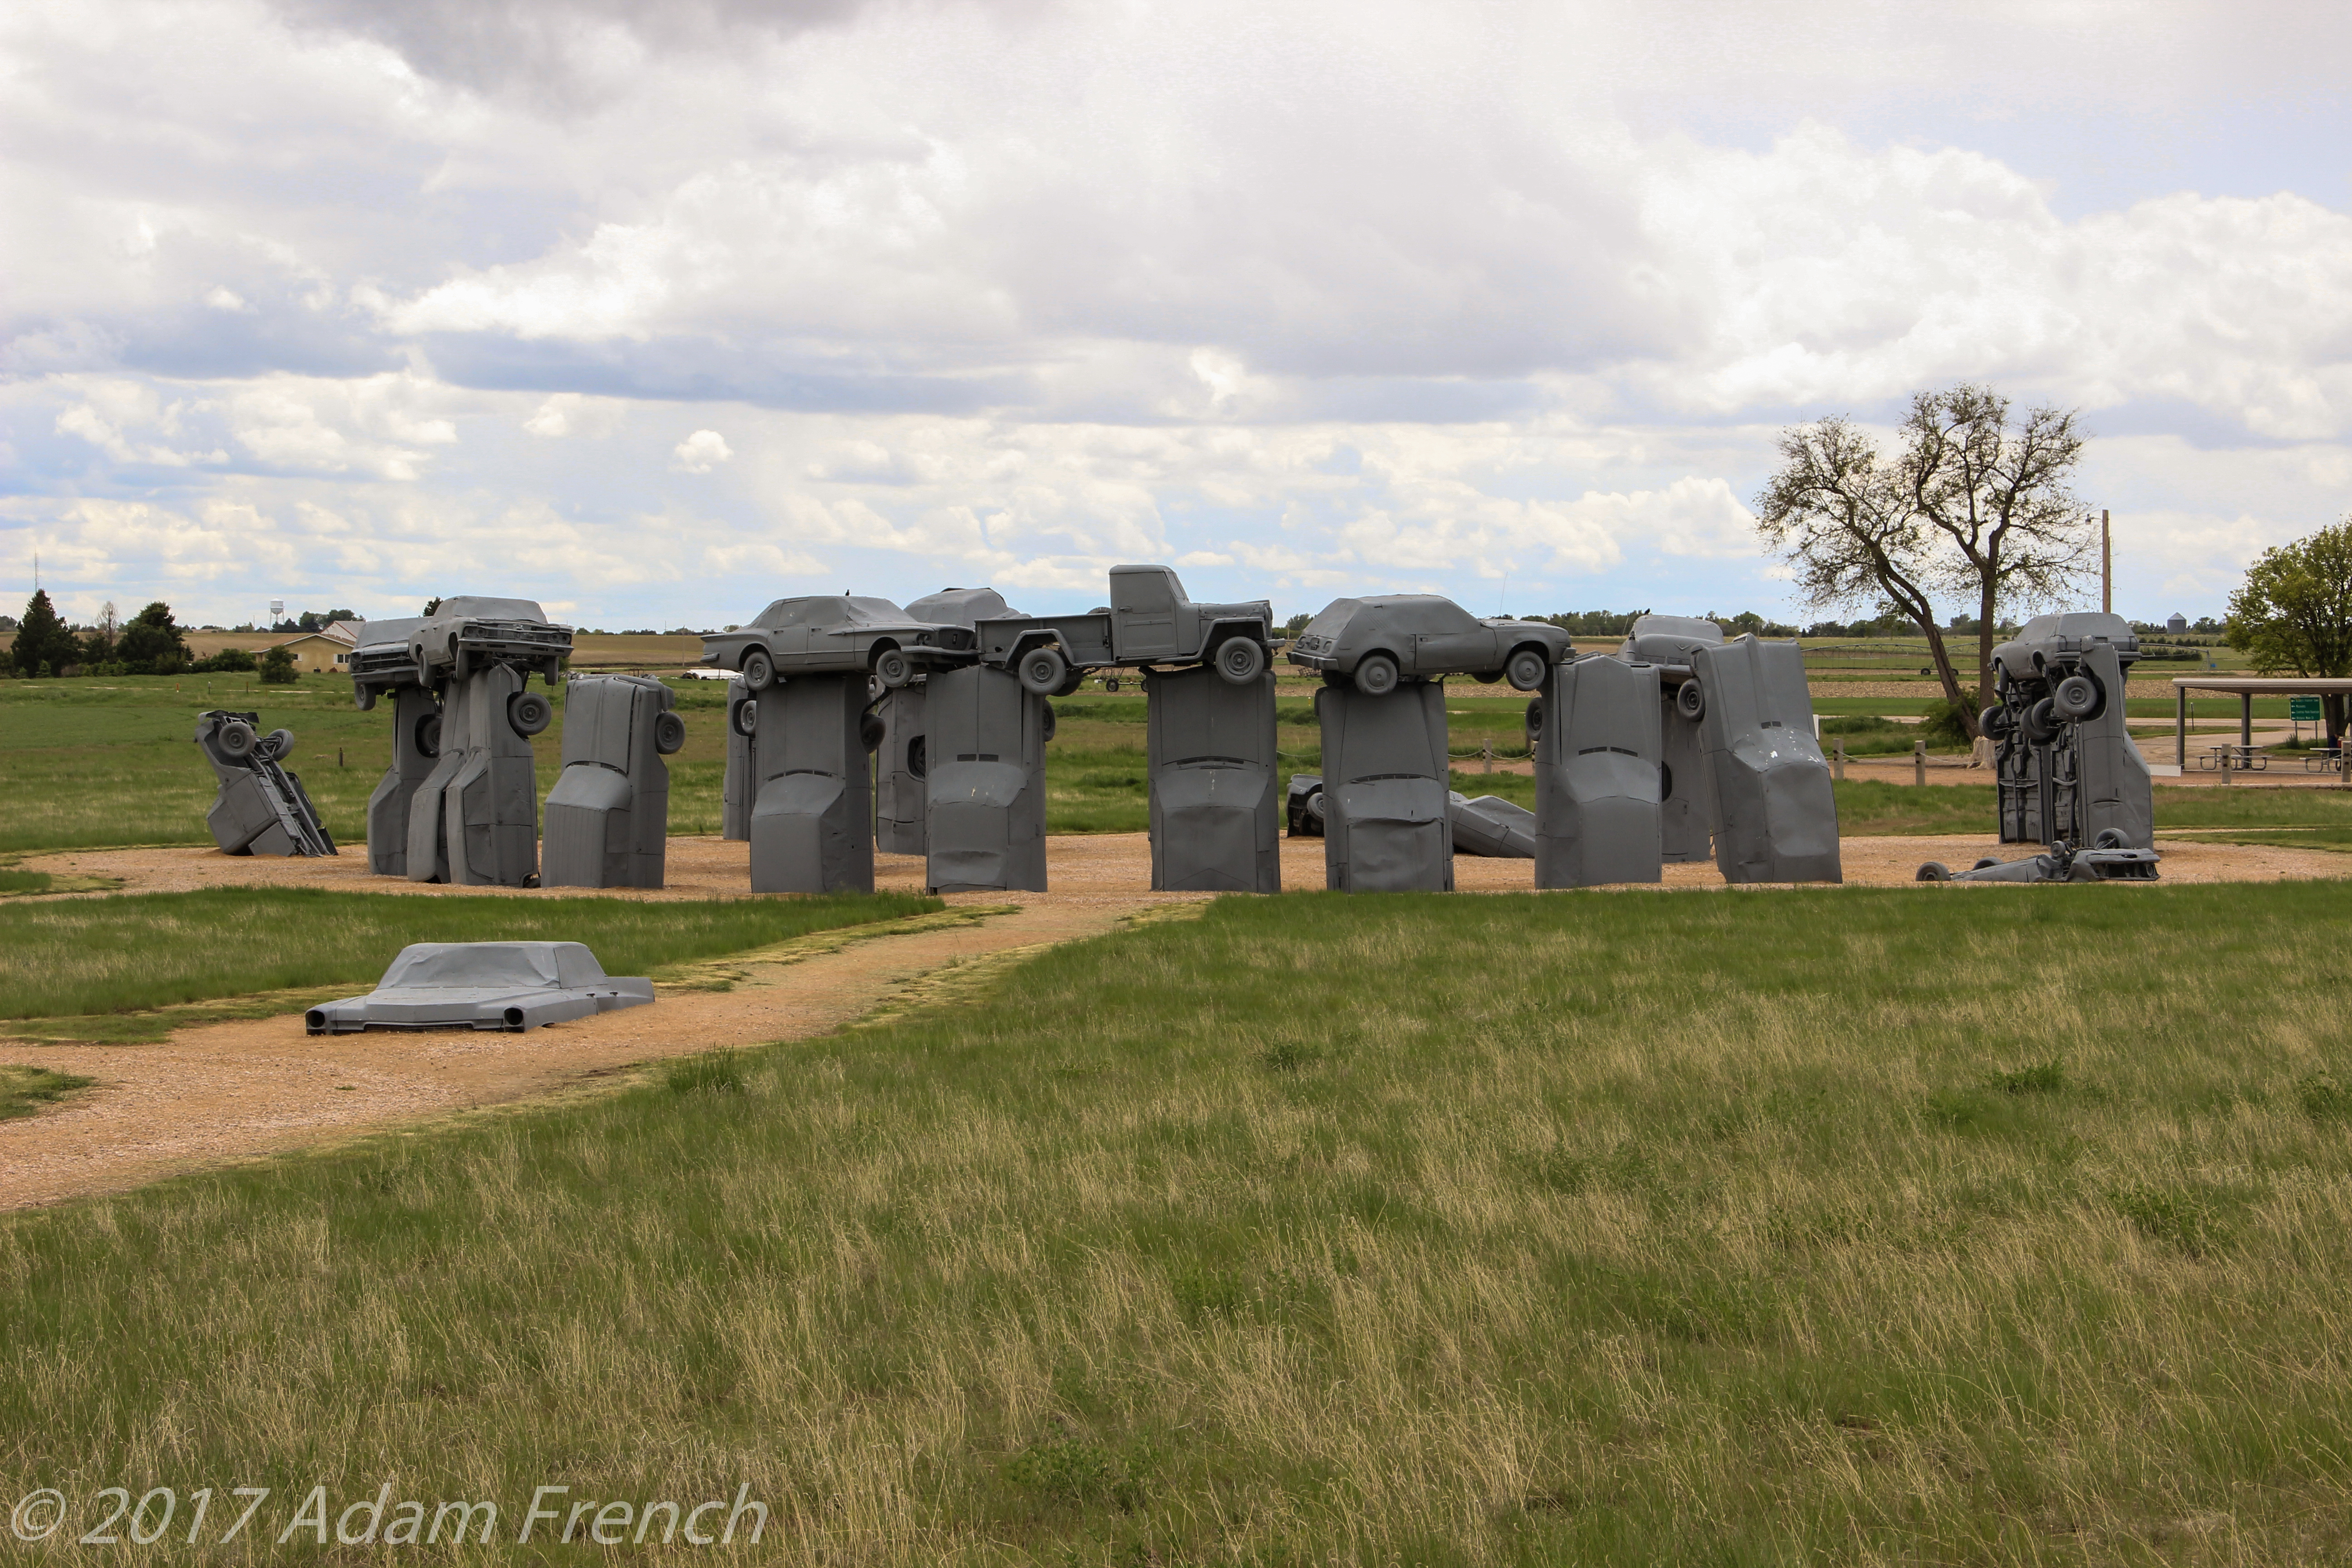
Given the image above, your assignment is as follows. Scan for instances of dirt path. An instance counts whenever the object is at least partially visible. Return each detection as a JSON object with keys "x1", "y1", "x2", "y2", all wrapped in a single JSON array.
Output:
[{"x1": 0, "y1": 897, "x2": 1165, "y2": 1211}]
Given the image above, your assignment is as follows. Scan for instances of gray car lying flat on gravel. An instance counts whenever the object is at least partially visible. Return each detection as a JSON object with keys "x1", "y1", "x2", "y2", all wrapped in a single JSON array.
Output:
[
  {"x1": 1286, "y1": 596, "x2": 1572, "y2": 694},
  {"x1": 306, "y1": 941, "x2": 654, "y2": 1034}
]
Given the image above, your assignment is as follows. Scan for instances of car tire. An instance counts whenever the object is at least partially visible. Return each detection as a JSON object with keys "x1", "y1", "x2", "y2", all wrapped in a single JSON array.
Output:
[
  {"x1": 416, "y1": 714, "x2": 441, "y2": 759},
  {"x1": 1104, "y1": 676, "x2": 1121, "y2": 693},
  {"x1": 907, "y1": 734, "x2": 927, "y2": 779},
  {"x1": 1972, "y1": 857, "x2": 2003, "y2": 870},
  {"x1": 874, "y1": 647, "x2": 914, "y2": 688},
  {"x1": 217, "y1": 718, "x2": 257, "y2": 759},
  {"x1": 1916, "y1": 862, "x2": 1952, "y2": 882},
  {"x1": 1524, "y1": 696, "x2": 1544, "y2": 747},
  {"x1": 2093, "y1": 828, "x2": 2127, "y2": 850},
  {"x1": 1505, "y1": 646, "x2": 1548, "y2": 691},
  {"x1": 859, "y1": 710, "x2": 886, "y2": 751},
  {"x1": 1041, "y1": 702, "x2": 1057, "y2": 742},
  {"x1": 1354, "y1": 652, "x2": 1400, "y2": 696},
  {"x1": 508, "y1": 690, "x2": 553, "y2": 738},
  {"x1": 1659, "y1": 761, "x2": 1673, "y2": 800},
  {"x1": 2053, "y1": 672, "x2": 2102, "y2": 720},
  {"x1": 2025, "y1": 697, "x2": 2061, "y2": 745},
  {"x1": 1214, "y1": 637, "x2": 1267, "y2": 685},
  {"x1": 258, "y1": 728, "x2": 295, "y2": 762},
  {"x1": 730, "y1": 698, "x2": 757, "y2": 738},
  {"x1": 1980, "y1": 704, "x2": 2009, "y2": 738},
  {"x1": 1676, "y1": 678, "x2": 1705, "y2": 721},
  {"x1": 655, "y1": 710, "x2": 687, "y2": 755},
  {"x1": 740, "y1": 648, "x2": 775, "y2": 691},
  {"x1": 1306, "y1": 788, "x2": 1325, "y2": 824},
  {"x1": 355, "y1": 686, "x2": 377, "y2": 712},
  {"x1": 1019, "y1": 646, "x2": 1068, "y2": 696}
]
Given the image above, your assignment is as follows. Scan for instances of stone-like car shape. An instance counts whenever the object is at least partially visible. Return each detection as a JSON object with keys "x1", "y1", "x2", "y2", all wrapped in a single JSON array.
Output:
[
  {"x1": 1916, "y1": 834, "x2": 2160, "y2": 883},
  {"x1": 304, "y1": 941, "x2": 654, "y2": 1034},
  {"x1": 1286, "y1": 596, "x2": 1572, "y2": 695},
  {"x1": 1990, "y1": 612, "x2": 2141, "y2": 696},
  {"x1": 701, "y1": 596, "x2": 977, "y2": 693},
  {"x1": 1286, "y1": 773, "x2": 1328, "y2": 838},
  {"x1": 352, "y1": 597, "x2": 573, "y2": 707},
  {"x1": 972, "y1": 566, "x2": 1274, "y2": 696}
]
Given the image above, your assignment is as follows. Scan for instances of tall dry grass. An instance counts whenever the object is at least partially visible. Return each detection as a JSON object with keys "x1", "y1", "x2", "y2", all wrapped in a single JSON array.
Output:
[{"x1": 2, "y1": 886, "x2": 2351, "y2": 1562}]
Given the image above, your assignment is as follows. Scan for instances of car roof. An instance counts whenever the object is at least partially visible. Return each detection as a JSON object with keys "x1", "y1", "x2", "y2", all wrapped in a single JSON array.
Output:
[
  {"x1": 907, "y1": 587, "x2": 1024, "y2": 625},
  {"x1": 750, "y1": 595, "x2": 910, "y2": 629},
  {"x1": 1305, "y1": 595, "x2": 1477, "y2": 637}
]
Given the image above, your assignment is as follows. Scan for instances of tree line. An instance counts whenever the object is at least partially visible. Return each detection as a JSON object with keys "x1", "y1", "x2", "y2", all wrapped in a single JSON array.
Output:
[{"x1": 6, "y1": 592, "x2": 298, "y2": 681}]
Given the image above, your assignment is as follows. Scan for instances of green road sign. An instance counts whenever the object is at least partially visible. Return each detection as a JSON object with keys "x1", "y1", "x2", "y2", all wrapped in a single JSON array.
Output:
[{"x1": 2290, "y1": 696, "x2": 2324, "y2": 722}]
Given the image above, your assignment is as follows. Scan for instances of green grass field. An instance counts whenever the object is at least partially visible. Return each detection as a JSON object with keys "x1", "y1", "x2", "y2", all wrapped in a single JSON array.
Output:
[
  {"x1": 0, "y1": 888, "x2": 939, "y2": 1041},
  {"x1": 0, "y1": 1063, "x2": 92, "y2": 1120},
  {"x1": 4, "y1": 888, "x2": 2350, "y2": 1562},
  {"x1": 5, "y1": 675, "x2": 2347, "y2": 858}
]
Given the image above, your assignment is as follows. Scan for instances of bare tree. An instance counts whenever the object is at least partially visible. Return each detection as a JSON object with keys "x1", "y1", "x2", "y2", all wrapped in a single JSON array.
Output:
[
  {"x1": 1753, "y1": 416, "x2": 1977, "y2": 718},
  {"x1": 1755, "y1": 384, "x2": 2095, "y2": 739},
  {"x1": 1901, "y1": 385, "x2": 2093, "y2": 710}
]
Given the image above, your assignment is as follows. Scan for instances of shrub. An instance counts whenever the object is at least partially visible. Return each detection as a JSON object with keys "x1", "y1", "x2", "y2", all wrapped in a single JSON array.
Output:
[
  {"x1": 193, "y1": 647, "x2": 257, "y2": 674},
  {"x1": 1919, "y1": 697, "x2": 1975, "y2": 747},
  {"x1": 257, "y1": 647, "x2": 298, "y2": 685}
]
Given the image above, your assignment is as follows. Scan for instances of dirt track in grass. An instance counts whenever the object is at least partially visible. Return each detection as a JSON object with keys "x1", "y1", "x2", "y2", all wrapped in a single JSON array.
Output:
[{"x1": 5, "y1": 831, "x2": 2344, "y2": 1212}]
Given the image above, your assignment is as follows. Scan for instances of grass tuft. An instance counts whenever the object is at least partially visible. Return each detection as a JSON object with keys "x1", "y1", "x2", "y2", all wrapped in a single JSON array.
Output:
[{"x1": 0, "y1": 1064, "x2": 93, "y2": 1120}]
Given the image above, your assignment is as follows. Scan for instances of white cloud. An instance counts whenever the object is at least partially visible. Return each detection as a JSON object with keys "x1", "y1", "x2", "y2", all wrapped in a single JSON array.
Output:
[{"x1": 671, "y1": 428, "x2": 732, "y2": 472}]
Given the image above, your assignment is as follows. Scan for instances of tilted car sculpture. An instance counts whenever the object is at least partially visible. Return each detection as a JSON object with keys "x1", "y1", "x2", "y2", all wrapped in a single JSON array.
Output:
[
  {"x1": 1448, "y1": 792, "x2": 1537, "y2": 858},
  {"x1": 699, "y1": 596, "x2": 976, "y2": 692},
  {"x1": 1917, "y1": 833, "x2": 2161, "y2": 883},
  {"x1": 194, "y1": 710, "x2": 336, "y2": 857},
  {"x1": 972, "y1": 566, "x2": 1273, "y2": 695},
  {"x1": 306, "y1": 941, "x2": 653, "y2": 1034},
  {"x1": 1287, "y1": 596, "x2": 1572, "y2": 694},
  {"x1": 1619, "y1": 614, "x2": 1724, "y2": 864},
  {"x1": 1687, "y1": 634, "x2": 1841, "y2": 883},
  {"x1": 1984, "y1": 611, "x2": 2152, "y2": 849}
]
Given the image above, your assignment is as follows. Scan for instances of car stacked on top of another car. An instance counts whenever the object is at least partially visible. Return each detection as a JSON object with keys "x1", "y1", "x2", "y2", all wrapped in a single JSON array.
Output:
[
  {"x1": 1285, "y1": 595, "x2": 1573, "y2": 693},
  {"x1": 1986, "y1": 611, "x2": 2141, "y2": 740},
  {"x1": 700, "y1": 595, "x2": 980, "y2": 694},
  {"x1": 349, "y1": 597, "x2": 573, "y2": 709}
]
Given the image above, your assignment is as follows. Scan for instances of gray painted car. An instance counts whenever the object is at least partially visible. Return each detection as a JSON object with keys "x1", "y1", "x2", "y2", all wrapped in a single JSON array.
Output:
[
  {"x1": 305, "y1": 941, "x2": 654, "y2": 1034},
  {"x1": 1286, "y1": 595, "x2": 1572, "y2": 694},
  {"x1": 352, "y1": 597, "x2": 572, "y2": 706},
  {"x1": 700, "y1": 595, "x2": 977, "y2": 693}
]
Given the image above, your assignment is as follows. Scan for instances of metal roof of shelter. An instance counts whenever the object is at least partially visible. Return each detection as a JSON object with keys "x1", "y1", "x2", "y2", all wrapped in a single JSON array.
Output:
[{"x1": 2169, "y1": 676, "x2": 2352, "y2": 769}]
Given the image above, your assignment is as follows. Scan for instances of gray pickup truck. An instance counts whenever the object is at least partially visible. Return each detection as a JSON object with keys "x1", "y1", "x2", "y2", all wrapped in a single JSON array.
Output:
[{"x1": 972, "y1": 565, "x2": 1274, "y2": 695}]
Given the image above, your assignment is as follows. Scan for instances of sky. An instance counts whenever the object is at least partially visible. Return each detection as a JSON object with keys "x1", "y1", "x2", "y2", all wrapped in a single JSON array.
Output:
[{"x1": 4, "y1": 0, "x2": 2350, "y2": 631}]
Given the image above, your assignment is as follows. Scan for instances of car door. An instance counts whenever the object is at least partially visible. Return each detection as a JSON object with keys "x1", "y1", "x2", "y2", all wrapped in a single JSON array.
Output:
[
  {"x1": 1408, "y1": 603, "x2": 1496, "y2": 675},
  {"x1": 1110, "y1": 567, "x2": 1180, "y2": 659}
]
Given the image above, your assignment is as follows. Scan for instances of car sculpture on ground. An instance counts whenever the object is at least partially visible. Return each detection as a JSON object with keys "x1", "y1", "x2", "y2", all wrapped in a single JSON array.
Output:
[
  {"x1": 1285, "y1": 596, "x2": 1572, "y2": 694},
  {"x1": 1916, "y1": 833, "x2": 2161, "y2": 883},
  {"x1": 351, "y1": 597, "x2": 573, "y2": 708},
  {"x1": 971, "y1": 566, "x2": 1274, "y2": 696},
  {"x1": 700, "y1": 596, "x2": 977, "y2": 692},
  {"x1": 305, "y1": 941, "x2": 655, "y2": 1034}
]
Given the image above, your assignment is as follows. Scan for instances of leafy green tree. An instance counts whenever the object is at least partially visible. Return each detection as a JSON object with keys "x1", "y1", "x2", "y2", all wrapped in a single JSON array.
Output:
[
  {"x1": 2226, "y1": 518, "x2": 2352, "y2": 744},
  {"x1": 116, "y1": 601, "x2": 189, "y2": 674},
  {"x1": 258, "y1": 645, "x2": 299, "y2": 684},
  {"x1": 10, "y1": 590, "x2": 76, "y2": 678}
]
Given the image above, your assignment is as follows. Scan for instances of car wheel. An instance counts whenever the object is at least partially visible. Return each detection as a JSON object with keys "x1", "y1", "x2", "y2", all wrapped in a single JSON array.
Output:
[
  {"x1": 1659, "y1": 761, "x2": 1673, "y2": 800},
  {"x1": 1104, "y1": 676, "x2": 1121, "y2": 693},
  {"x1": 654, "y1": 710, "x2": 686, "y2": 754},
  {"x1": 1354, "y1": 652, "x2": 1400, "y2": 696},
  {"x1": 1524, "y1": 696, "x2": 1544, "y2": 747},
  {"x1": 355, "y1": 686, "x2": 377, "y2": 712},
  {"x1": 730, "y1": 698, "x2": 757, "y2": 738},
  {"x1": 2025, "y1": 697, "x2": 2061, "y2": 745},
  {"x1": 859, "y1": 710, "x2": 885, "y2": 751},
  {"x1": 1214, "y1": 637, "x2": 1266, "y2": 685},
  {"x1": 2052, "y1": 672, "x2": 2102, "y2": 720},
  {"x1": 1041, "y1": 702, "x2": 1057, "y2": 742},
  {"x1": 216, "y1": 718, "x2": 257, "y2": 759},
  {"x1": 907, "y1": 734, "x2": 928, "y2": 779},
  {"x1": 1019, "y1": 646, "x2": 1068, "y2": 696},
  {"x1": 1306, "y1": 788, "x2": 1325, "y2": 824},
  {"x1": 874, "y1": 647, "x2": 914, "y2": 688},
  {"x1": 1973, "y1": 857, "x2": 2003, "y2": 870},
  {"x1": 451, "y1": 646, "x2": 472, "y2": 682},
  {"x1": 258, "y1": 728, "x2": 295, "y2": 762},
  {"x1": 2093, "y1": 828, "x2": 2127, "y2": 850},
  {"x1": 416, "y1": 714, "x2": 441, "y2": 758},
  {"x1": 1980, "y1": 704, "x2": 2009, "y2": 738},
  {"x1": 1676, "y1": 678, "x2": 1705, "y2": 721},
  {"x1": 507, "y1": 690, "x2": 553, "y2": 738},
  {"x1": 740, "y1": 648, "x2": 775, "y2": 691},
  {"x1": 1916, "y1": 862, "x2": 1952, "y2": 882},
  {"x1": 1505, "y1": 646, "x2": 1548, "y2": 691}
]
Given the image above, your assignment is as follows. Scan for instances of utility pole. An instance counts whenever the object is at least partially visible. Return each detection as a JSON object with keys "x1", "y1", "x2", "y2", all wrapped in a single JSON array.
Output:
[{"x1": 2101, "y1": 510, "x2": 2112, "y2": 615}]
